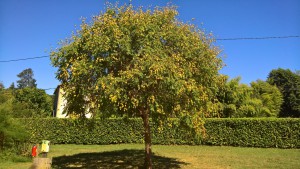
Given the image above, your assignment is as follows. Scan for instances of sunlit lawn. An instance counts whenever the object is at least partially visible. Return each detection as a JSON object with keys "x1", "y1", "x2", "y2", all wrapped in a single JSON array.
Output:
[{"x1": 1, "y1": 144, "x2": 299, "y2": 169}]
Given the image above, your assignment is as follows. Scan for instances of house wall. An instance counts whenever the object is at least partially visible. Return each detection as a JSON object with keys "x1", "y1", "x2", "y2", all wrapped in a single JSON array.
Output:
[
  {"x1": 53, "y1": 85, "x2": 92, "y2": 118},
  {"x1": 53, "y1": 86, "x2": 67, "y2": 118}
]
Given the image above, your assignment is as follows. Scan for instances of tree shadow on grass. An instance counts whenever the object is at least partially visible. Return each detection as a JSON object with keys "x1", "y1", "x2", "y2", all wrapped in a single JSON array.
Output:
[{"x1": 52, "y1": 149, "x2": 188, "y2": 169}]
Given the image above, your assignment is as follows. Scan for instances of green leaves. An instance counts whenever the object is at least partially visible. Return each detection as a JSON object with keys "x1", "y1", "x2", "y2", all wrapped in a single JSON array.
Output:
[
  {"x1": 267, "y1": 68, "x2": 300, "y2": 117},
  {"x1": 51, "y1": 4, "x2": 222, "y2": 125},
  {"x1": 251, "y1": 80, "x2": 283, "y2": 117},
  {"x1": 16, "y1": 68, "x2": 37, "y2": 89},
  {"x1": 0, "y1": 87, "x2": 52, "y2": 118},
  {"x1": 215, "y1": 77, "x2": 283, "y2": 118},
  {"x1": 16, "y1": 118, "x2": 300, "y2": 148},
  {"x1": 12, "y1": 88, "x2": 53, "y2": 118}
]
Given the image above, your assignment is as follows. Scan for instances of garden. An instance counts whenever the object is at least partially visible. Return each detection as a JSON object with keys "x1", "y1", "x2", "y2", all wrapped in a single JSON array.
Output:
[
  {"x1": 2, "y1": 144, "x2": 300, "y2": 169},
  {"x1": 1, "y1": 118, "x2": 299, "y2": 168}
]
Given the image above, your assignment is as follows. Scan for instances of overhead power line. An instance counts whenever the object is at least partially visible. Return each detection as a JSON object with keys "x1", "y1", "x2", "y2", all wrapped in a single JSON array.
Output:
[
  {"x1": 215, "y1": 35, "x2": 300, "y2": 41},
  {"x1": 43, "y1": 88, "x2": 56, "y2": 91},
  {"x1": 0, "y1": 35, "x2": 299, "y2": 63},
  {"x1": 0, "y1": 56, "x2": 49, "y2": 63}
]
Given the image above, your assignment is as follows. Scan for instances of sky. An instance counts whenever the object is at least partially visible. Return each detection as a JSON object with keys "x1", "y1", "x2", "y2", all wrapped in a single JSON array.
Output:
[{"x1": 0, "y1": 0, "x2": 299, "y2": 94}]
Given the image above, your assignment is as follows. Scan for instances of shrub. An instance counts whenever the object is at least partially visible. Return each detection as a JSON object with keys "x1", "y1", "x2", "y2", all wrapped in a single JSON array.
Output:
[
  {"x1": 17, "y1": 118, "x2": 300, "y2": 148},
  {"x1": 203, "y1": 118, "x2": 299, "y2": 148},
  {"x1": 0, "y1": 108, "x2": 30, "y2": 161}
]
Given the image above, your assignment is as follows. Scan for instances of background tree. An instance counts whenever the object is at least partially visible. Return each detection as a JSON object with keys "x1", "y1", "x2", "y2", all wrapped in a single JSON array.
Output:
[
  {"x1": 9, "y1": 83, "x2": 15, "y2": 90},
  {"x1": 0, "y1": 108, "x2": 28, "y2": 153},
  {"x1": 16, "y1": 68, "x2": 37, "y2": 89},
  {"x1": 217, "y1": 77, "x2": 282, "y2": 117},
  {"x1": 267, "y1": 68, "x2": 300, "y2": 117},
  {"x1": 0, "y1": 89, "x2": 29, "y2": 156},
  {"x1": 216, "y1": 77, "x2": 248, "y2": 117},
  {"x1": 51, "y1": 4, "x2": 223, "y2": 168},
  {"x1": 0, "y1": 88, "x2": 13, "y2": 108},
  {"x1": 0, "y1": 87, "x2": 52, "y2": 118},
  {"x1": 251, "y1": 80, "x2": 283, "y2": 117},
  {"x1": 0, "y1": 82, "x2": 4, "y2": 90},
  {"x1": 12, "y1": 88, "x2": 53, "y2": 118}
]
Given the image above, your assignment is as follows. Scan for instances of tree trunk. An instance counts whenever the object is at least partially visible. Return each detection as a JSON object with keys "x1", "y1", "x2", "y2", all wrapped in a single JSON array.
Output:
[
  {"x1": 0, "y1": 132, "x2": 4, "y2": 151},
  {"x1": 142, "y1": 109, "x2": 152, "y2": 169}
]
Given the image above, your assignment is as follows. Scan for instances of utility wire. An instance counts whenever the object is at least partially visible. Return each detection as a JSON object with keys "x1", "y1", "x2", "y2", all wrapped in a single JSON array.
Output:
[
  {"x1": 0, "y1": 35, "x2": 299, "y2": 63},
  {"x1": 43, "y1": 88, "x2": 56, "y2": 91},
  {"x1": 215, "y1": 35, "x2": 300, "y2": 41},
  {"x1": 0, "y1": 56, "x2": 49, "y2": 63}
]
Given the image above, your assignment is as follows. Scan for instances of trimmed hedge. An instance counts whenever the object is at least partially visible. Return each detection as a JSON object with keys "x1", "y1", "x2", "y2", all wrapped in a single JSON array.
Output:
[
  {"x1": 17, "y1": 118, "x2": 300, "y2": 148},
  {"x1": 203, "y1": 118, "x2": 299, "y2": 148}
]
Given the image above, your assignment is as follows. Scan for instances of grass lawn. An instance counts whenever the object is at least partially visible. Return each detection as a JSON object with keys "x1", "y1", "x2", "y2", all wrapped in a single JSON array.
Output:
[{"x1": 1, "y1": 144, "x2": 299, "y2": 169}]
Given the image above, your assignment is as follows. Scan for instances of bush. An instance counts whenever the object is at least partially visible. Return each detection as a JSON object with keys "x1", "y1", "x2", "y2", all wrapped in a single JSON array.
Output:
[
  {"x1": 17, "y1": 118, "x2": 300, "y2": 148},
  {"x1": 203, "y1": 118, "x2": 299, "y2": 148},
  {"x1": 0, "y1": 108, "x2": 30, "y2": 161}
]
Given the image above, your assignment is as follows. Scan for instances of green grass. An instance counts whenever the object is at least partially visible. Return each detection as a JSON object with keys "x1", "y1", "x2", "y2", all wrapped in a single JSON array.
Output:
[{"x1": 1, "y1": 144, "x2": 299, "y2": 169}]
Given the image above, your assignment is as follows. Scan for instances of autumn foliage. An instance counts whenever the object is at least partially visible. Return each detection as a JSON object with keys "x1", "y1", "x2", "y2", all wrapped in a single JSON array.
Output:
[{"x1": 51, "y1": 4, "x2": 222, "y2": 168}]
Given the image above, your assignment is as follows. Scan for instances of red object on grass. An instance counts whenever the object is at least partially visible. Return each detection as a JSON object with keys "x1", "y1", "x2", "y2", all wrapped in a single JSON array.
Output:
[{"x1": 32, "y1": 145, "x2": 37, "y2": 157}]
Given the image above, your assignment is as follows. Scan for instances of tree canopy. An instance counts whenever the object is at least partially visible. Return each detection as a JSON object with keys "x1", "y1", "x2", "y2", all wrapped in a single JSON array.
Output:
[
  {"x1": 0, "y1": 68, "x2": 52, "y2": 118},
  {"x1": 251, "y1": 80, "x2": 283, "y2": 117},
  {"x1": 267, "y1": 68, "x2": 300, "y2": 117},
  {"x1": 16, "y1": 68, "x2": 37, "y2": 89},
  {"x1": 0, "y1": 82, "x2": 4, "y2": 90},
  {"x1": 215, "y1": 77, "x2": 283, "y2": 118},
  {"x1": 51, "y1": 4, "x2": 223, "y2": 168},
  {"x1": 0, "y1": 87, "x2": 53, "y2": 118}
]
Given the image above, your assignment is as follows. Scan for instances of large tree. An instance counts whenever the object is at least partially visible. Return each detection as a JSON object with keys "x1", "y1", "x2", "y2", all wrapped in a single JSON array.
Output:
[
  {"x1": 16, "y1": 68, "x2": 37, "y2": 89},
  {"x1": 267, "y1": 68, "x2": 300, "y2": 117},
  {"x1": 51, "y1": 5, "x2": 222, "y2": 168}
]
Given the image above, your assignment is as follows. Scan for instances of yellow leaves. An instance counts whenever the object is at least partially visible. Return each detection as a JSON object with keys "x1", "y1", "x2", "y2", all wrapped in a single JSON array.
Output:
[
  {"x1": 147, "y1": 95, "x2": 155, "y2": 104},
  {"x1": 192, "y1": 115, "x2": 206, "y2": 136},
  {"x1": 118, "y1": 102, "x2": 128, "y2": 111},
  {"x1": 131, "y1": 98, "x2": 139, "y2": 108},
  {"x1": 51, "y1": 3, "x2": 222, "y2": 124},
  {"x1": 156, "y1": 106, "x2": 164, "y2": 115},
  {"x1": 101, "y1": 82, "x2": 106, "y2": 89},
  {"x1": 177, "y1": 71, "x2": 184, "y2": 78},
  {"x1": 96, "y1": 57, "x2": 104, "y2": 63},
  {"x1": 174, "y1": 104, "x2": 181, "y2": 112},
  {"x1": 185, "y1": 83, "x2": 194, "y2": 92},
  {"x1": 109, "y1": 94, "x2": 118, "y2": 103}
]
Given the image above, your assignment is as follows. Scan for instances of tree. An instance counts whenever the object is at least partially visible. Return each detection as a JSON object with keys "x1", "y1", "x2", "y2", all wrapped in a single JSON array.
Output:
[
  {"x1": 251, "y1": 80, "x2": 283, "y2": 117},
  {"x1": 216, "y1": 77, "x2": 251, "y2": 117},
  {"x1": 51, "y1": 5, "x2": 222, "y2": 168},
  {"x1": 16, "y1": 68, "x2": 37, "y2": 89},
  {"x1": 267, "y1": 68, "x2": 300, "y2": 117},
  {"x1": 0, "y1": 82, "x2": 4, "y2": 90},
  {"x1": 0, "y1": 106, "x2": 29, "y2": 155},
  {"x1": 9, "y1": 83, "x2": 15, "y2": 90},
  {"x1": 216, "y1": 77, "x2": 282, "y2": 118},
  {"x1": 0, "y1": 89, "x2": 29, "y2": 153},
  {"x1": 0, "y1": 86, "x2": 52, "y2": 118},
  {"x1": 12, "y1": 88, "x2": 53, "y2": 118}
]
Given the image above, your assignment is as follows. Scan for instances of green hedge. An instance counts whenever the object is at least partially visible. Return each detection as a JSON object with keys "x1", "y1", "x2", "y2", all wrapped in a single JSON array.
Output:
[
  {"x1": 17, "y1": 118, "x2": 300, "y2": 148},
  {"x1": 203, "y1": 118, "x2": 299, "y2": 148}
]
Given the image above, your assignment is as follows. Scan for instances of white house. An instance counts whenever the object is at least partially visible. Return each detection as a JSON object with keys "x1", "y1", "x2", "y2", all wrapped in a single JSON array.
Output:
[
  {"x1": 53, "y1": 85, "x2": 92, "y2": 118},
  {"x1": 53, "y1": 85, "x2": 67, "y2": 118}
]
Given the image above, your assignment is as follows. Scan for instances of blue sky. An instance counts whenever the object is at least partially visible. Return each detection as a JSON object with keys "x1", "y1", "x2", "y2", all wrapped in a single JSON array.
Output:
[{"x1": 0, "y1": 0, "x2": 299, "y2": 94}]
